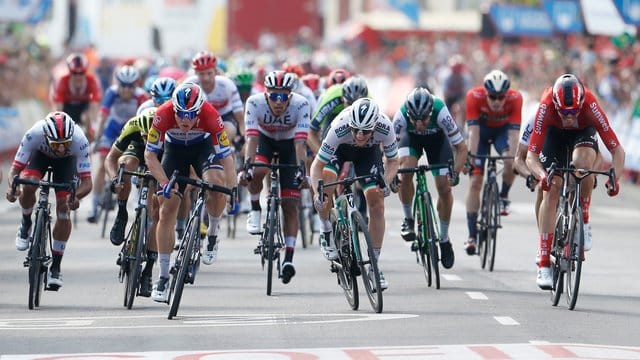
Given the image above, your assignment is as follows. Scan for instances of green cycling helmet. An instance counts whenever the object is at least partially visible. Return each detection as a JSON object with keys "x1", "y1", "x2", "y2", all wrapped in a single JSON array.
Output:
[{"x1": 234, "y1": 69, "x2": 255, "y2": 90}]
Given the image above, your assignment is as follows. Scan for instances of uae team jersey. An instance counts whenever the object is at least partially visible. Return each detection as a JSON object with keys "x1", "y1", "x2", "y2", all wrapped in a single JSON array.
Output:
[{"x1": 244, "y1": 92, "x2": 310, "y2": 141}]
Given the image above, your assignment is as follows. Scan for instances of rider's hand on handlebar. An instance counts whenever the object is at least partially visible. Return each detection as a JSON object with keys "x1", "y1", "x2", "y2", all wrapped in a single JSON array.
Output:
[
  {"x1": 389, "y1": 175, "x2": 401, "y2": 193},
  {"x1": 606, "y1": 176, "x2": 620, "y2": 197},
  {"x1": 539, "y1": 172, "x2": 552, "y2": 192},
  {"x1": 5, "y1": 188, "x2": 18, "y2": 203},
  {"x1": 68, "y1": 196, "x2": 80, "y2": 210},
  {"x1": 156, "y1": 180, "x2": 174, "y2": 199},
  {"x1": 314, "y1": 193, "x2": 328, "y2": 212},
  {"x1": 449, "y1": 171, "x2": 460, "y2": 187}
]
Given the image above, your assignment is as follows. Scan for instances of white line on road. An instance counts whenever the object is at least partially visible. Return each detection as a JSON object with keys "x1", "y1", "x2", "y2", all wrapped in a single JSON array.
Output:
[
  {"x1": 494, "y1": 316, "x2": 519, "y2": 325},
  {"x1": 442, "y1": 274, "x2": 462, "y2": 281},
  {"x1": 465, "y1": 291, "x2": 488, "y2": 300}
]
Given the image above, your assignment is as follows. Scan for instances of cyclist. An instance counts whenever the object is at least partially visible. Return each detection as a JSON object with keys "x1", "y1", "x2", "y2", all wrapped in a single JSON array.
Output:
[
  {"x1": 300, "y1": 73, "x2": 321, "y2": 99},
  {"x1": 526, "y1": 74, "x2": 625, "y2": 289},
  {"x1": 282, "y1": 62, "x2": 317, "y2": 113},
  {"x1": 323, "y1": 68, "x2": 350, "y2": 90},
  {"x1": 89, "y1": 65, "x2": 148, "y2": 223},
  {"x1": 5, "y1": 111, "x2": 93, "y2": 289},
  {"x1": 144, "y1": 83, "x2": 237, "y2": 302},
  {"x1": 104, "y1": 108, "x2": 159, "y2": 297},
  {"x1": 137, "y1": 76, "x2": 176, "y2": 115},
  {"x1": 310, "y1": 98, "x2": 399, "y2": 290},
  {"x1": 441, "y1": 55, "x2": 472, "y2": 136},
  {"x1": 393, "y1": 87, "x2": 467, "y2": 269},
  {"x1": 232, "y1": 68, "x2": 257, "y2": 103},
  {"x1": 51, "y1": 53, "x2": 102, "y2": 141},
  {"x1": 463, "y1": 69, "x2": 522, "y2": 255},
  {"x1": 238, "y1": 70, "x2": 311, "y2": 285}
]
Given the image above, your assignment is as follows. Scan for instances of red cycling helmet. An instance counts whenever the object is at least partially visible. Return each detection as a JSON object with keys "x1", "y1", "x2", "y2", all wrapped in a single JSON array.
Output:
[
  {"x1": 66, "y1": 53, "x2": 88, "y2": 74},
  {"x1": 300, "y1": 73, "x2": 320, "y2": 92},
  {"x1": 281, "y1": 62, "x2": 305, "y2": 77},
  {"x1": 552, "y1": 74, "x2": 585, "y2": 114},
  {"x1": 325, "y1": 68, "x2": 351, "y2": 88},
  {"x1": 191, "y1": 51, "x2": 217, "y2": 72},
  {"x1": 264, "y1": 70, "x2": 297, "y2": 90}
]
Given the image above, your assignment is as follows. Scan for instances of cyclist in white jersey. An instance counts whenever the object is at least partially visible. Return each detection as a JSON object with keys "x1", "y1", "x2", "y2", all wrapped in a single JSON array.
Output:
[
  {"x1": 238, "y1": 70, "x2": 311, "y2": 285},
  {"x1": 310, "y1": 98, "x2": 399, "y2": 291}
]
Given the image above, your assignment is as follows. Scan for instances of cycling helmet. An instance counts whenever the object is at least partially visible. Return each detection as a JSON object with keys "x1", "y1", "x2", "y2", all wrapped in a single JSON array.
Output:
[
  {"x1": 115, "y1": 65, "x2": 140, "y2": 85},
  {"x1": 300, "y1": 73, "x2": 320, "y2": 92},
  {"x1": 552, "y1": 74, "x2": 585, "y2": 112},
  {"x1": 233, "y1": 69, "x2": 255, "y2": 90},
  {"x1": 216, "y1": 57, "x2": 228, "y2": 73},
  {"x1": 281, "y1": 62, "x2": 305, "y2": 77},
  {"x1": 144, "y1": 75, "x2": 158, "y2": 94},
  {"x1": 342, "y1": 76, "x2": 368, "y2": 104},
  {"x1": 264, "y1": 70, "x2": 297, "y2": 91},
  {"x1": 66, "y1": 53, "x2": 88, "y2": 74},
  {"x1": 138, "y1": 107, "x2": 157, "y2": 136},
  {"x1": 349, "y1": 98, "x2": 379, "y2": 131},
  {"x1": 43, "y1": 111, "x2": 74, "y2": 142},
  {"x1": 150, "y1": 77, "x2": 176, "y2": 103},
  {"x1": 483, "y1": 70, "x2": 510, "y2": 95},
  {"x1": 191, "y1": 51, "x2": 217, "y2": 72},
  {"x1": 449, "y1": 54, "x2": 465, "y2": 74},
  {"x1": 405, "y1": 87, "x2": 434, "y2": 120},
  {"x1": 172, "y1": 82, "x2": 206, "y2": 115},
  {"x1": 326, "y1": 68, "x2": 351, "y2": 87}
]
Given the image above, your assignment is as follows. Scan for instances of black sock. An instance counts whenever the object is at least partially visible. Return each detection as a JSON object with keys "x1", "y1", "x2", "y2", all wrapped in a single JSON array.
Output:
[
  {"x1": 284, "y1": 248, "x2": 294, "y2": 263},
  {"x1": 117, "y1": 200, "x2": 127, "y2": 216},
  {"x1": 51, "y1": 253, "x2": 63, "y2": 273},
  {"x1": 207, "y1": 235, "x2": 217, "y2": 251},
  {"x1": 143, "y1": 250, "x2": 157, "y2": 275},
  {"x1": 500, "y1": 182, "x2": 511, "y2": 199}
]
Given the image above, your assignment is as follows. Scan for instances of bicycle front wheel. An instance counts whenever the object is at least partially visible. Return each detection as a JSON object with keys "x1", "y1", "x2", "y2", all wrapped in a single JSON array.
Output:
[
  {"x1": 168, "y1": 216, "x2": 198, "y2": 319},
  {"x1": 100, "y1": 188, "x2": 113, "y2": 238},
  {"x1": 331, "y1": 209, "x2": 358, "y2": 310},
  {"x1": 352, "y1": 211, "x2": 383, "y2": 313},
  {"x1": 566, "y1": 207, "x2": 584, "y2": 310},
  {"x1": 413, "y1": 193, "x2": 432, "y2": 287},
  {"x1": 425, "y1": 192, "x2": 440, "y2": 289},
  {"x1": 125, "y1": 209, "x2": 146, "y2": 310},
  {"x1": 550, "y1": 212, "x2": 565, "y2": 306},
  {"x1": 28, "y1": 209, "x2": 47, "y2": 310},
  {"x1": 486, "y1": 182, "x2": 500, "y2": 272},
  {"x1": 265, "y1": 198, "x2": 278, "y2": 296},
  {"x1": 478, "y1": 184, "x2": 490, "y2": 269}
]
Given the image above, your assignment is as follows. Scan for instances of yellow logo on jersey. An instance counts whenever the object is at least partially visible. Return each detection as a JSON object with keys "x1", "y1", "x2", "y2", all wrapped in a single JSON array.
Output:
[
  {"x1": 147, "y1": 128, "x2": 160, "y2": 144},
  {"x1": 217, "y1": 131, "x2": 230, "y2": 147}
]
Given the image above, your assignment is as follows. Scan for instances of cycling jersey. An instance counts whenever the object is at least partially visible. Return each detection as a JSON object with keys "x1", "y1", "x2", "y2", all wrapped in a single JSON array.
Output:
[
  {"x1": 244, "y1": 92, "x2": 310, "y2": 142},
  {"x1": 51, "y1": 73, "x2": 102, "y2": 105},
  {"x1": 519, "y1": 115, "x2": 534, "y2": 146},
  {"x1": 100, "y1": 85, "x2": 148, "y2": 125},
  {"x1": 317, "y1": 108, "x2": 398, "y2": 164},
  {"x1": 12, "y1": 120, "x2": 92, "y2": 179},
  {"x1": 145, "y1": 100, "x2": 232, "y2": 160},
  {"x1": 113, "y1": 116, "x2": 145, "y2": 153},
  {"x1": 183, "y1": 74, "x2": 243, "y2": 117},
  {"x1": 310, "y1": 84, "x2": 344, "y2": 134},
  {"x1": 528, "y1": 87, "x2": 621, "y2": 154},
  {"x1": 393, "y1": 97, "x2": 464, "y2": 145},
  {"x1": 466, "y1": 87, "x2": 522, "y2": 128}
]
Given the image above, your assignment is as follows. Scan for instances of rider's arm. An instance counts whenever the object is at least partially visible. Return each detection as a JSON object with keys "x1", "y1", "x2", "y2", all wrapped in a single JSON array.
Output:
[
  {"x1": 453, "y1": 140, "x2": 468, "y2": 175},
  {"x1": 104, "y1": 146, "x2": 124, "y2": 179},
  {"x1": 307, "y1": 128, "x2": 321, "y2": 154},
  {"x1": 514, "y1": 143, "x2": 532, "y2": 177},
  {"x1": 144, "y1": 127, "x2": 168, "y2": 185},
  {"x1": 76, "y1": 175, "x2": 93, "y2": 200},
  {"x1": 310, "y1": 155, "x2": 327, "y2": 195}
]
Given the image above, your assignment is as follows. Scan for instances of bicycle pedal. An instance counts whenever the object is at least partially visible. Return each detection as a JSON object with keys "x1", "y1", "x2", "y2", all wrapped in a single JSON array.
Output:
[{"x1": 46, "y1": 284, "x2": 60, "y2": 291}]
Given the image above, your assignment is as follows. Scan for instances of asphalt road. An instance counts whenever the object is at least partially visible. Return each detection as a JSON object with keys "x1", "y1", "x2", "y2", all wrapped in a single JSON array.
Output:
[{"x1": 0, "y1": 171, "x2": 639, "y2": 359}]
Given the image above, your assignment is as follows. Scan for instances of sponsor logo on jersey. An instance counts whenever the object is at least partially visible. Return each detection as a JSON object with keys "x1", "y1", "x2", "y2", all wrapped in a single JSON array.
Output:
[
  {"x1": 534, "y1": 103, "x2": 546, "y2": 135},
  {"x1": 217, "y1": 131, "x2": 230, "y2": 147},
  {"x1": 147, "y1": 128, "x2": 160, "y2": 144},
  {"x1": 335, "y1": 123, "x2": 350, "y2": 138},
  {"x1": 376, "y1": 122, "x2": 390, "y2": 136},
  {"x1": 589, "y1": 102, "x2": 609, "y2": 131},
  {"x1": 320, "y1": 142, "x2": 335, "y2": 155}
]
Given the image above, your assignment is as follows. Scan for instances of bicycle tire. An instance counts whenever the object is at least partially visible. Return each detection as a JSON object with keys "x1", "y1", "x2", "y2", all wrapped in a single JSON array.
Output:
[
  {"x1": 479, "y1": 184, "x2": 490, "y2": 269},
  {"x1": 352, "y1": 211, "x2": 383, "y2": 313},
  {"x1": 487, "y1": 182, "x2": 500, "y2": 272},
  {"x1": 425, "y1": 192, "x2": 440, "y2": 290},
  {"x1": 550, "y1": 212, "x2": 565, "y2": 306},
  {"x1": 566, "y1": 206, "x2": 584, "y2": 310},
  {"x1": 125, "y1": 208, "x2": 146, "y2": 310},
  {"x1": 28, "y1": 209, "x2": 46, "y2": 310},
  {"x1": 414, "y1": 193, "x2": 432, "y2": 287},
  {"x1": 100, "y1": 188, "x2": 112, "y2": 238},
  {"x1": 168, "y1": 217, "x2": 197, "y2": 319},
  {"x1": 331, "y1": 209, "x2": 358, "y2": 310},
  {"x1": 298, "y1": 190, "x2": 312, "y2": 249},
  {"x1": 266, "y1": 196, "x2": 278, "y2": 296}
]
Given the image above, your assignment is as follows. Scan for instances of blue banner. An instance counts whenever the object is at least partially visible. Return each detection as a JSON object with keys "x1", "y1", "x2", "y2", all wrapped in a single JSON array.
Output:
[
  {"x1": 613, "y1": 0, "x2": 640, "y2": 25},
  {"x1": 489, "y1": 4, "x2": 553, "y2": 37},
  {"x1": 543, "y1": 0, "x2": 584, "y2": 33},
  {"x1": 388, "y1": 0, "x2": 420, "y2": 25}
]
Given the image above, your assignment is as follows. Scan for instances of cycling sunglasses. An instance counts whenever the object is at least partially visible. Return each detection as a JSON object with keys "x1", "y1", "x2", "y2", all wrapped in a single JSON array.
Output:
[
  {"x1": 558, "y1": 108, "x2": 580, "y2": 116},
  {"x1": 48, "y1": 139, "x2": 72, "y2": 150},
  {"x1": 268, "y1": 92, "x2": 289, "y2": 102},
  {"x1": 488, "y1": 94, "x2": 506, "y2": 101},
  {"x1": 351, "y1": 127, "x2": 373, "y2": 136},
  {"x1": 118, "y1": 82, "x2": 135, "y2": 88},
  {"x1": 176, "y1": 109, "x2": 199, "y2": 120}
]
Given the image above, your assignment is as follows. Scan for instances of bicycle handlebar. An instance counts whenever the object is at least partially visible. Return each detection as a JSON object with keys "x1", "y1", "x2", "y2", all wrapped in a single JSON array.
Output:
[
  {"x1": 167, "y1": 173, "x2": 235, "y2": 197},
  {"x1": 12, "y1": 175, "x2": 78, "y2": 203},
  {"x1": 317, "y1": 173, "x2": 385, "y2": 199},
  {"x1": 397, "y1": 159, "x2": 453, "y2": 175},
  {"x1": 116, "y1": 163, "x2": 156, "y2": 185},
  {"x1": 467, "y1": 153, "x2": 515, "y2": 161},
  {"x1": 546, "y1": 162, "x2": 616, "y2": 190}
]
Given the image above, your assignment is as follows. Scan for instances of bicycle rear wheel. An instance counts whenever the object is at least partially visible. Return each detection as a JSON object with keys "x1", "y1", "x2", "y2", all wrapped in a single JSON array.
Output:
[
  {"x1": 125, "y1": 209, "x2": 146, "y2": 309},
  {"x1": 425, "y1": 192, "x2": 440, "y2": 289},
  {"x1": 298, "y1": 189, "x2": 312, "y2": 248},
  {"x1": 566, "y1": 207, "x2": 584, "y2": 310},
  {"x1": 352, "y1": 211, "x2": 382, "y2": 313},
  {"x1": 168, "y1": 216, "x2": 197, "y2": 319},
  {"x1": 100, "y1": 188, "x2": 113, "y2": 238},
  {"x1": 331, "y1": 209, "x2": 358, "y2": 310},
  {"x1": 487, "y1": 183, "x2": 500, "y2": 272},
  {"x1": 28, "y1": 210, "x2": 46, "y2": 310}
]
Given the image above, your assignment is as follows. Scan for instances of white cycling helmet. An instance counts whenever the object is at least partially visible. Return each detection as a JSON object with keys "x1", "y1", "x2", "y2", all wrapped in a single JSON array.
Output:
[
  {"x1": 43, "y1": 111, "x2": 75, "y2": 142},
  {"x1": 342, "y1": 76, "x2": 368, "y2": 104},
  {"x1": 348, "y1": 98, "x2": 379, "y2": 131},
  {"x1": 483, "y1": 69, "x2": 510, "y2": 95},
  {"x1": 115, "y1": 65, "x2": 140, "y2": 85}
]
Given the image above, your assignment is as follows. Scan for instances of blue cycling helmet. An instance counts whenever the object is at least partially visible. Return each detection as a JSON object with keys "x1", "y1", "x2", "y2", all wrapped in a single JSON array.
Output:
[{"x1": 150, "y1": 77, "x2": 177, "y2": 104}]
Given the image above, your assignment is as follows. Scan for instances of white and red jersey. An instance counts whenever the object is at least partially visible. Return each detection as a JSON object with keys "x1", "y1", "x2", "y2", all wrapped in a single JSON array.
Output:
[
  {"x1": 12, "y1": 120, "x2": 92, "y2": 179},
  {"x1": 244, "y1": 92, "x2": 310, "y2": 142},
  {"x1": 528, "y1": 87, "x2": 621, "y2": 154},
  {"x1": 145, "y1": 101, "x2": 232, "y2": 159},
  {"x1": 100, "y1": 85, "x2": 148, "y2": 125},
  {"x1": 183, "y1": 75, "x2": 244, "y2": 116},
  {"x1": 51, "y1": 73, "x2": 102, "y2": 105}
]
